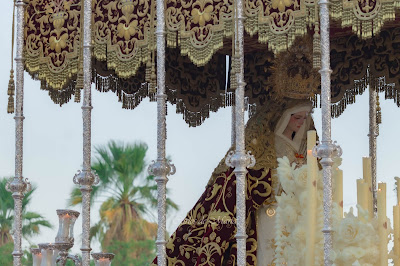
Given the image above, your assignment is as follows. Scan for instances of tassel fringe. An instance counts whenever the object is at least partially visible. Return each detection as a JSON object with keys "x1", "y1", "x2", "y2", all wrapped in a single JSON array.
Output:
[{"x1": 7, "y1": 69, "x2": 15, "y2": 114}]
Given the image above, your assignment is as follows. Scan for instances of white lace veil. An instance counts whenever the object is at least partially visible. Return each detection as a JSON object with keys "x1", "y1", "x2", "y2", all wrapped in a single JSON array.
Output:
[{"x1": 274, "y1": 103, "x2": 313, "y2": 153}]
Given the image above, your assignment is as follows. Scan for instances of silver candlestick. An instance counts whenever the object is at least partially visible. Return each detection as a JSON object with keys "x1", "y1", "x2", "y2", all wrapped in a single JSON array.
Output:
[
  {"x1": 38, "y1": 243, "x2": 59, "y2": 266},
  {"x1": 54, "y1": 209, "x2": 80, "y2": 265},
  {"x1": 55, "y1": 209, "x2": 80, "y2": 244},
  {"x1": 54, "y1": 242, "x2": 75, "y2": 266},
  {"x1": 92, "y1": 253, "x2": 115, "y2": 266}
]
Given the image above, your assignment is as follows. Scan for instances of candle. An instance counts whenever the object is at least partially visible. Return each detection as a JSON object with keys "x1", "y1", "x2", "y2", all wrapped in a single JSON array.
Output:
[
  {"x1": 40, "y1": 249, "x2": 51, "y2": 266},
  {"x1": 62, "y1": 214, "x2": 71, "y2": 239},
  {"x1": 394, "y1": 205, "x2": 400, "y2": 266},
  {"x1": 357, "y1": 179, "x2": 368, "y2": 213},
  {"x1": 377, "y1": 183, "x2": 387, "y2": 266},
  {"x1": 51, "y1": 249, "x2": 59, "y2": 266},
  {"x1": 333, "y1": 169, "x2": 343, "y2": 218},
  {"x1": 362, "y1": 157, "x2": 372, "y2": 183},
  {"x1": 395, "y1": 177, "x2": 400, "y2": 204},
  {"x1": 32, "y1": 251, "x2": 42, "y2": 266},
  {"x1": 307, "y1": 130, "x2": 316, "y2": 151},
  {"x1": 305, "y1": 130, "x2": 317, "y2": 265},
  {"x1": 98, "y1": 258, "x2": 111, "y2": 266},
  {"x1": 395, "y1": 177, "x2": 400, "y2": 266},
  {"x1": 55, "y1": 210, "x2": 79, "y2": 244},
  {"x1": 362, "y1": 157, "x2": 373, "y2": 218}
]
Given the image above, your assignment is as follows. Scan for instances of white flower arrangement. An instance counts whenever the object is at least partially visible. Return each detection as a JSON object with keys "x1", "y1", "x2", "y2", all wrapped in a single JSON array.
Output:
[
  {"x1": 274, "y1": 156, "x2": 391, "y2": 266},
  {"x1": 331, "y1": 206, "x2": 381, "y2": 266}
]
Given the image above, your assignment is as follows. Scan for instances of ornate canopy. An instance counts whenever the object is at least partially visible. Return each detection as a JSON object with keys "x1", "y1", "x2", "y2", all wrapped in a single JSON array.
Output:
[{"x1": 17, "y1": 0, "x2": 400, "y2": 126}]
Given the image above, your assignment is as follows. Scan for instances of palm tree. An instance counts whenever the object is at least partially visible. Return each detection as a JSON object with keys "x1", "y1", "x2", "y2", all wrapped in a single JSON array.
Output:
[
  {"x1": 0, "y1": 178, "x2": 52, "y2": 246},
  {"x1": 68, "y1": 140, "x2": 178, "y2": 247}
]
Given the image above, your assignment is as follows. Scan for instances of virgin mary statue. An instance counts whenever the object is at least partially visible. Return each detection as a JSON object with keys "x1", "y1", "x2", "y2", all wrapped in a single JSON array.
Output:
[{"x1": 151, "y1": 97, "x2": 316, "y2": 266}]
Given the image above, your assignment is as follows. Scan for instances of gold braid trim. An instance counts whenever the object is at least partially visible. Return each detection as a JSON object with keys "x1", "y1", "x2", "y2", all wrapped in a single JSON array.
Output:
[
  {"x1": 166, "y1": 0, "x2": 235, "y2": 67},
  {"x1": 93, "y1": 44, "x2": 151, "y2": 79},
  {"x1": 23, "y1": 0, "x2": 400, "y2": 96},
  {"x1": 330, "y1": 0, "x2": 400, "y2": 39},
  {"x1": 244, "y1": 0, "x2": 318, "y2": 54},
  {"x1": 92, "y1": 0, "x2": 156, "y2": 79},
  {"x1": 166, "y1": 0, "x2": 319, "y2": 66}
]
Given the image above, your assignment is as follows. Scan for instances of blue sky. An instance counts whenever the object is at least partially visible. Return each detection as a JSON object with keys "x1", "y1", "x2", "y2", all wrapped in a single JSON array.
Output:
[{"x1": 1, "y1": 0, "x2": 400, "y2": 258}]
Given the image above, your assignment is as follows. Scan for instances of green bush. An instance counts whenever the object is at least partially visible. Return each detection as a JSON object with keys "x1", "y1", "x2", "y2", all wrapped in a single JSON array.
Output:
[{"x1": 104, "y1": 239, "x2": 156, "y2": 266}]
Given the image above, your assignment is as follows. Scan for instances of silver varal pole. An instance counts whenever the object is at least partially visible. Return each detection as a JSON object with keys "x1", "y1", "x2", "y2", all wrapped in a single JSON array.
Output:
[
  {"x1": 6, "y1": 1, "x2": 31, "y2": 265},
  {"x1": 225, "y1": 0, "x2": 255, "y2": 264},
  {"x1": 313, "y1": 1, "x2": 342, "y2": 265},
  {"x1": 369, "y1": 83, "x2": 378, "y2": 214},
  {"x1": 147, "y1": 0, "x2": 176, "y2": 264},
  {"x1": 72, "y1": 0, "x2": 99, "y2": 265},
  {"x1": 231, "y1": 102, "x2": 236, "y2": 146}
]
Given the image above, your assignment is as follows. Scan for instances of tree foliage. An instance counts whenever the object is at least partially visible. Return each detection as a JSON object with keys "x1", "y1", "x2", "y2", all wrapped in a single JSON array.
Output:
[
  {"x1": 0, "y1": 178, "x2": 52, "y2": 265},
  {"x1": 105, "y1": 239, "x2": 156, "y2": 266},
  {"x1": 68, "y1": 141, "x2": 178, "y2": 263},
  {"x1": 0, "y1": 178, "x2": 52, "y2": 246}
]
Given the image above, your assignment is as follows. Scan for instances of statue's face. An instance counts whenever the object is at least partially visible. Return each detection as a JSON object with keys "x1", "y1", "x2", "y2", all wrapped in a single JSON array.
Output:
[{"x1": 287, "y1": 111, "x2": 307, "y2": 133}]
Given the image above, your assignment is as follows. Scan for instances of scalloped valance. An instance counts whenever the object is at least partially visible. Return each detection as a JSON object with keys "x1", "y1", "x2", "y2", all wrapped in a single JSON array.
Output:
[
  {"x1": 24, "y1": 0, "x2": 400, "y2": 89},
  {"x1": 18, "y1": 0, "x2": 400, "y2": 126},
  {"x1": 330, "y1": 27, "x2": 400, "y2": 117}
]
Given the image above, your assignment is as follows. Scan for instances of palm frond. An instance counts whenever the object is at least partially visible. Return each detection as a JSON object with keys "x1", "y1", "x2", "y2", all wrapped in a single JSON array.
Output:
[
  {"x1": 21, "y1": 185, "x2": 37, "y2": 211},
  {"x1": 0, "y1": 178, "x2": 52, "y2": 243},
  {"x1": 67, "y1": 188, "x2": 83, "y2": 206},
  {"x1": 22, "y1": 211, "x2": 52, "y2": 238},
  {"x1": 66, "y1": 185, "x2": 102, "y2": 207},
  {"x1": 65, "y1": 140, "x2": 179, "y2": 245},
  {"x1": 23, "y1": 212, "x2": 45, "y2": 220},
  {"x1": 166, "y1": 198, "x2": 179, "y2": 211},
  {"x1": 0, "y1": 179, "x2": 14, "y2": 214},
  {"x1": 89, "y1": 220, "x2": 106, "y2": 244}
]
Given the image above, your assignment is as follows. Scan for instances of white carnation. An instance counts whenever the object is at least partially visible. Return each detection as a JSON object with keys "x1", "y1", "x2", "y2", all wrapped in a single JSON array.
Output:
[{"x1": 293, "y1": 165, "x2": 308, "y2": 189}]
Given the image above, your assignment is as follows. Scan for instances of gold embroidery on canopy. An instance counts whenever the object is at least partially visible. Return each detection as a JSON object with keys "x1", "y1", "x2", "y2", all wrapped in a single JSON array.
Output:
[
  {"x1": 92, "y1": 0, "x2": 155, "y2": 78},
  {"x1": 330, "y1": 0, "x2": 400, "y2": 39},
  {"x1": 244, "y1": 0, "x2": 318, "y2": 54},
  {"x1": 166, "y1": 0, "x2": 234, "y2": 66},
  {"x1": 24, "y1": 0, "x2": 82, "y2": 91},
  {"x1": 23, "y1": 0, "x2": 400, "y2": 118}
]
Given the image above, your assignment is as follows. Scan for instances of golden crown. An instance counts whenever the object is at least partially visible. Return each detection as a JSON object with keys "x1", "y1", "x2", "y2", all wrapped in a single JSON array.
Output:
[{"x1": 272, "y1": 35, "x2": 320, "y2": 100}]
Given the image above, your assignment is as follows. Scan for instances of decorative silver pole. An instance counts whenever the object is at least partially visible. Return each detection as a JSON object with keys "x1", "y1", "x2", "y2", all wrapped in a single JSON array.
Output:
[
  {"x1": 313, "y1": 1, "x2": 342, "y2": 265},
  {"x1": 72, "y1": 0, "x2": 99, "y2": 265},
  {"x1": 147, "y1": 0, "x2": 175, "y2": 264},
  {"x1": 231, "y1": 103, "x2": 236, "y2": 146},
  {"x1": 368, "y1": 82, "x2": 378, "y2": 214},
  {"x1": 225, "y1": 0, "x2": 255, "y2": 264},
  {"x1": 6, "y1": 1, "x2": 31, "y2": 265}
]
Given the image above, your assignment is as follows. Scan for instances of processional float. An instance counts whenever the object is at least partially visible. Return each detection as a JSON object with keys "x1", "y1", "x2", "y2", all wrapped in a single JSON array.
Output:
[{"x1": 5, "y1": 0, "x2": 400, "y2": 265}]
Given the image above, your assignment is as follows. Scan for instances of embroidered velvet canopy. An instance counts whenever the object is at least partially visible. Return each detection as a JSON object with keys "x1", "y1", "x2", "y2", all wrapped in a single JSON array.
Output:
[{"x1": 18, "y1": 0, "x2": 400, "y2": 126}]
